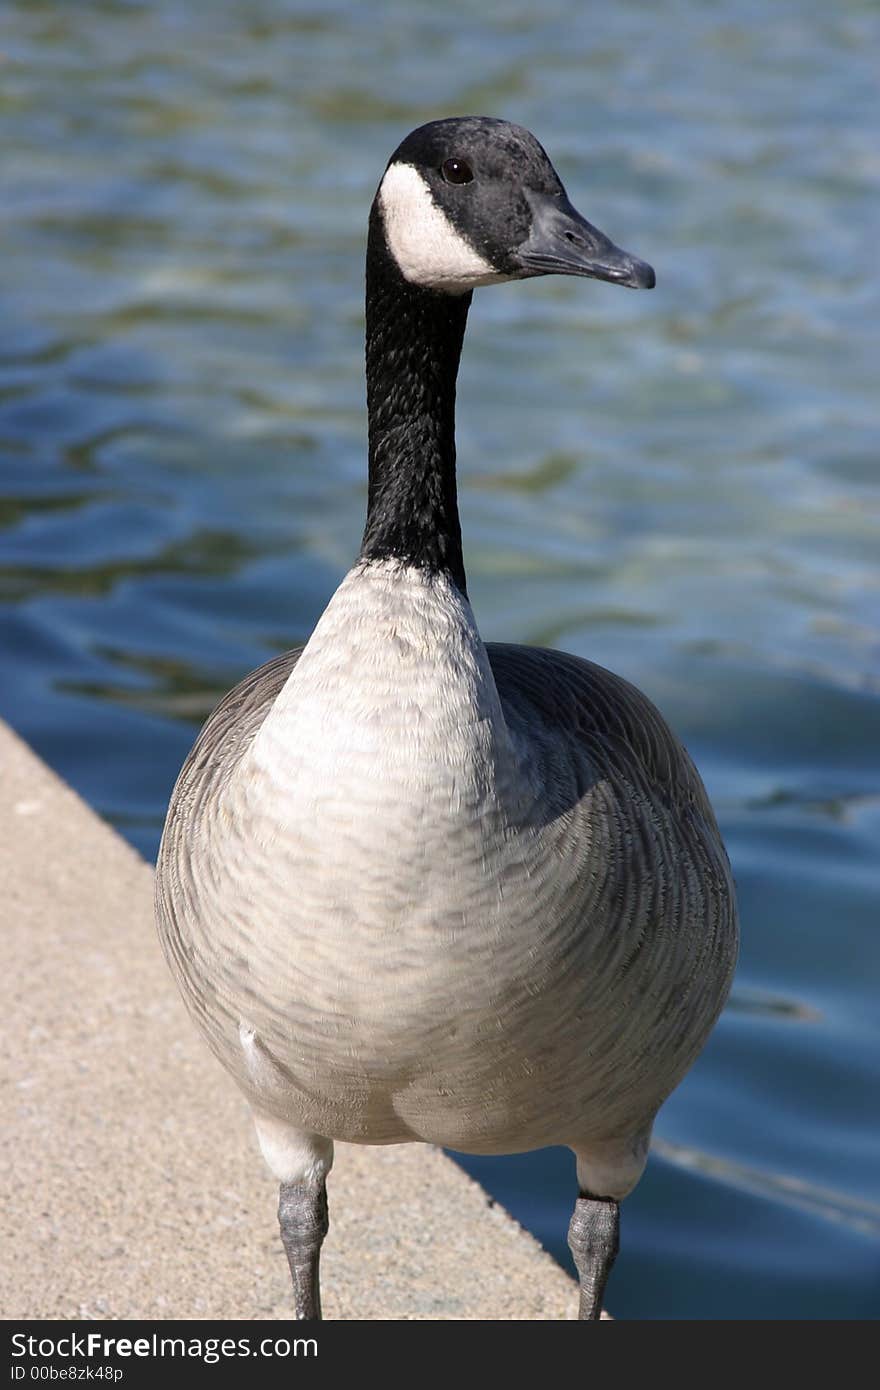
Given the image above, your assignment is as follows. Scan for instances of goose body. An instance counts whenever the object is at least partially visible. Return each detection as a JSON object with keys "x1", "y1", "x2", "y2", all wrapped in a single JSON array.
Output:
[{"x1": 156, "y1": 117, "x2": 738, "y2": 1318}]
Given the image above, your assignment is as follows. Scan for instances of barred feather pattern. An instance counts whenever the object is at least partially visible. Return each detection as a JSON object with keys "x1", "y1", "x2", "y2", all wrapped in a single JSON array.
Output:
[{"x1": 156, "y1": 561, "x2": 737, "y2": 1195}]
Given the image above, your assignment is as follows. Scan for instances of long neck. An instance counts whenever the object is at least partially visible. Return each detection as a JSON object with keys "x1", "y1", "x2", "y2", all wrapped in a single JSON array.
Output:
[{"x1": 359, "y1": 205, "x2": 471, "y2": 595}]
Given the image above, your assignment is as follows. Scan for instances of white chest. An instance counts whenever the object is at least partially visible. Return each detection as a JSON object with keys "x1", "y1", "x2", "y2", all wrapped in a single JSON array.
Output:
[{"x1": 235, "y1": 564, "x2": 528, "y2": 913}]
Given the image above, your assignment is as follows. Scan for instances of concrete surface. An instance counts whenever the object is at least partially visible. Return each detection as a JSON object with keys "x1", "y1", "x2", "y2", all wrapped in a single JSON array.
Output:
[{"x1": 0, "y1": 718, "x2": 584, "y2": 1320}]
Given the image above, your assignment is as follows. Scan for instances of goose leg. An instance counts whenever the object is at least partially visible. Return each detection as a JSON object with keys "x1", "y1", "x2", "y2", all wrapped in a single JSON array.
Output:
[
  {"x1": 247, "y1": 1100, "x2": 334, "y2": 1321},
  {"x1": 567, "y1": 1194, "x2": 619, "y2": 1320},
  {"x1": 278, "y1": 1179, "x2": 329, "y2": 1320}
]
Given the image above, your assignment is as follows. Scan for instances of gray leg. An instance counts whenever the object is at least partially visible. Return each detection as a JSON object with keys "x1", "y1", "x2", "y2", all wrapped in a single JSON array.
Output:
[
  {"x1": 278, "y1": 1180, "x2": 329, "y2": 1320},
  {"x1": 567, "y1": 1194, "x2": 619, "y2": 1320}
]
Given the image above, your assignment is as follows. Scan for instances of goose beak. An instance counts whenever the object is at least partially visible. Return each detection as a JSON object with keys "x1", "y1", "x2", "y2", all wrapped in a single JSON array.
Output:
[{"x1": 518, "y1": 190, "x2": 655, "y2": 290}]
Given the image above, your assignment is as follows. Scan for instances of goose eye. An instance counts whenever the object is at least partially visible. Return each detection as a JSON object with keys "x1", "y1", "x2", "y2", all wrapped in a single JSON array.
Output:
[{"x1": 441, "y1": 157, "x2": 473, "y2": 185}]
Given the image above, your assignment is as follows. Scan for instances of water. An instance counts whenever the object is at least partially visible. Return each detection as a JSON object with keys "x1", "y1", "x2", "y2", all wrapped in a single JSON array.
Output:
[{"x1": 2, "y1": 0, "x2": 878, "y2": 1319}]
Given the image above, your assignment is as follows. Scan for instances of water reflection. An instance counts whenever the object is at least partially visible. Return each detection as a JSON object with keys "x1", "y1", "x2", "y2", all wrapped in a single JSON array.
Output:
[{"x1": 654, "y1": 1140, "x2": 880, "y2": 1242}]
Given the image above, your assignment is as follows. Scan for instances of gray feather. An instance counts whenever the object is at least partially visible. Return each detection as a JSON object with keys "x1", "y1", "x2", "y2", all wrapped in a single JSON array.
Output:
[{"x1": 156, "y1": 566, "x2": 737, "y2": 1195}]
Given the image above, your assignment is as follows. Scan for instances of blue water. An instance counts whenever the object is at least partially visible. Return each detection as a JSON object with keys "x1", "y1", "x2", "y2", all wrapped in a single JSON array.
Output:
[{"x1": 2, "y1": 0, "x2": 878, "y2": 1318}]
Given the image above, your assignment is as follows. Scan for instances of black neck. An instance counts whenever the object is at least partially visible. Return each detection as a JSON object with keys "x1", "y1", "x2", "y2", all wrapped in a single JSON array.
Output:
[{"x1": 359, "y1": 203, "x2": 471, "y2": 595}]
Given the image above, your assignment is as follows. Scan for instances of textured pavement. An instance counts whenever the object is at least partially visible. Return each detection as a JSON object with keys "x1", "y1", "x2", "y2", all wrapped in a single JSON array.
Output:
[{"x1": 0, "y1": 719, "x2": 580, "y2": 1320}]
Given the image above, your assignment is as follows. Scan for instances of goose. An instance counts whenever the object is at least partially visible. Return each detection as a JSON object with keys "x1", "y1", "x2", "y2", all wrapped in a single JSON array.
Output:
[{"x1": 155, "y1": 116, "x2": 739, "y2": 1321}]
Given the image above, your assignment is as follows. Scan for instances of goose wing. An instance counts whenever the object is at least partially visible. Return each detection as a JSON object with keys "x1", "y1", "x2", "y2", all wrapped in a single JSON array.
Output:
[
  {"x1": 176, "y1": 647, "x2": 304, "y2": 784},
  {"x1": 486, "y1": 642, "x2": 738, "y2": 1097},
  {"x1": 487, "y1": 642, "x2": 722, "y2": 829}
]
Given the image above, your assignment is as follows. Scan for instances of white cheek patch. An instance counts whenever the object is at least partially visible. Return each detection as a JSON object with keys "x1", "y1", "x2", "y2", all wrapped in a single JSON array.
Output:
[{"x1": 379, "y1": 161, "x2": 501, "y2": 294}]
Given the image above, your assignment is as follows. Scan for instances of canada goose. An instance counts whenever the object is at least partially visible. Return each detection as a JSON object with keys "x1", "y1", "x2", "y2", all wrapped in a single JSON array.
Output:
[{"x1": 156, "y1": 116, "x2": 739, "y2": 1321}]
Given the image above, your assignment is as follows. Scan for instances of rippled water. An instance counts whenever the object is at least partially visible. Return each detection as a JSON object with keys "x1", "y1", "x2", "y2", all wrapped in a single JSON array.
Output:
[{"x1": 2, "y1": 0, "x2": 878, "y2": 1318}]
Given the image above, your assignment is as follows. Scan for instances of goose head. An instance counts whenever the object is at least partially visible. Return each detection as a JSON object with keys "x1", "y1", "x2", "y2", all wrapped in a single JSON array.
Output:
[{"x1": 373, "y1": 115, "x2": 655, "y2": 296}]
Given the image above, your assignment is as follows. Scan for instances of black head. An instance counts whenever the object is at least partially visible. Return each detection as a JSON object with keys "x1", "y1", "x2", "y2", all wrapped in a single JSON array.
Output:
[{"x1": 373, "y1": 116, "x2": 655, "y2": 296}]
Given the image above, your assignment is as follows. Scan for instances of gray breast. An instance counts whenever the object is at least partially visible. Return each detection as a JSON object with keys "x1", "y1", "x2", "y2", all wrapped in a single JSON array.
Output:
[{"x1": 155, "y1": 578, "x2": 737, "y2": 1166}]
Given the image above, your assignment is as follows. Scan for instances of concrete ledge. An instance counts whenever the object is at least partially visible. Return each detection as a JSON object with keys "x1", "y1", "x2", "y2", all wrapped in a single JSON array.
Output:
[{"x1": 0, "y1": 719, "x2": 579, "y2": 1320}]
